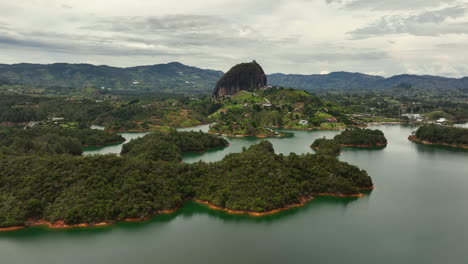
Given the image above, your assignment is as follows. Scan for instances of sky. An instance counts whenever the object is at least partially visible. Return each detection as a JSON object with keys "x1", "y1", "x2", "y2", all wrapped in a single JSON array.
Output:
[{"x1": 1, "y1": 0, "x2": 468, "y2": 77}]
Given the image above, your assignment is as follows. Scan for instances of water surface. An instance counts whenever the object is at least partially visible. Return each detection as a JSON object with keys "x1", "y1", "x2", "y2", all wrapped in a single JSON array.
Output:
[{"x1": 2, "y1": 124, "x2": 468, "y2": 264}]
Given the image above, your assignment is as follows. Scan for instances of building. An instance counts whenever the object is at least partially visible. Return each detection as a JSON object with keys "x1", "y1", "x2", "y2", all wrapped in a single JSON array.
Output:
[
  {"x1": 24, "y1": 121, "x2": 39, "y2": 129},
  {"x1": 52, "y1": 117, "x2": 64, "y2": 122},
  {"x1": 299, "y1": 120, "x2": 308, "y2": 126},
  {"x1": 436, "y1": 118, "x2": 447, "y2": 124}
]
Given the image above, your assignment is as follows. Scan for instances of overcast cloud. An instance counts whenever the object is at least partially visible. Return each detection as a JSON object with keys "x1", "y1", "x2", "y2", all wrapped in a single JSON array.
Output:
[{"x1": 0, "y1": 0, "x2": 467, "y2": 77}]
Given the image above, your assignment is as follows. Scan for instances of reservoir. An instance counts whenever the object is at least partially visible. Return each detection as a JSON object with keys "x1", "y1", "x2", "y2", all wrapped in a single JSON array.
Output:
[{"x1": 1, "y1": 124, "x2": 467, "y2": 264}]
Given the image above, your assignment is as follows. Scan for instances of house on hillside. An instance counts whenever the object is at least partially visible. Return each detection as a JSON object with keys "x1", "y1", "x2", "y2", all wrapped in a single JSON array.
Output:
[
  {"x1": 299, "y1": 120, "x2": 308, "y2": 126},
  {"x1": 52, "y1": 117, "x2": 64, "y2": 122},
  {"x1": 436, "y1": 118, "x2": 447, "y2": 124}
]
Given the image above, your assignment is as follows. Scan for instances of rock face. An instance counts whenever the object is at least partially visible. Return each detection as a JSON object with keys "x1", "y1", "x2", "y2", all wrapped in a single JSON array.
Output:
[{"x1": 213, "y1": 61, "x2": 267, "y2": 98}]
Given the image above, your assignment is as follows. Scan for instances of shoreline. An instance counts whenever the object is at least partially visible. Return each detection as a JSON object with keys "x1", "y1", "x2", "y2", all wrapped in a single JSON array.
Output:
[
  {"x1": 408, "y1": 136, "x2": 468, "y2": 149},
  {"x1": 208, "y1": 131, "x2": 284, "y2": 138},
  {"x1": 0, "y1": 190, "x2": 372, "y2": 232},
  {"x1": 0, "y1": 208, "x2": 179, "y2": 232},
  {"x1": 106, "y1": 129, "x2": 149, "y2": 132},
  {"x1": 310, "y1": 146, "x2": 341, "y2": 155},
  {"x1": 193, "y1": 191, "x2": 367, "y2": 216},
  {"x1": 339, "y1": 143, "x2": 387, "y2": 148},
  {"x1": 106, "y1": 122, "x2": 213, "y2": 133},
  {"x1": 81, "y1": 139, "x2": 126, "y2": 147},
  {"x1": 274, "y1": 126, "x2": 344, "y2": 131},
  {"x1": 183, "y1": 144, "x2": 230, "y2": 153},
  {"x1": 365, "y1": 122, "x2": 402, "y2": 125}
]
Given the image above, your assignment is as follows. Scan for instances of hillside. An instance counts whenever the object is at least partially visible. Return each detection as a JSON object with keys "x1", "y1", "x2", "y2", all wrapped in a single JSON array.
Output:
[
  {"x1": 209, "y1": 87, "x2": 350, "y2": 136},
  {"x1": 0, "y1": 62, "x2": 222, "y2": 94},
  {"x1": 1, "y1": 62, "x2": 467, "y2": 95},
  {"x1": 269, "y1": 72, "x2": 468, "y2": 93}
]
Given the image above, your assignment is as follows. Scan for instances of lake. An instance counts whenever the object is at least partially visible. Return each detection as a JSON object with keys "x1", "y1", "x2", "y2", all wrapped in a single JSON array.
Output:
[{"x1": 1, "y1": 124, "x2": 468, "y2": 264}]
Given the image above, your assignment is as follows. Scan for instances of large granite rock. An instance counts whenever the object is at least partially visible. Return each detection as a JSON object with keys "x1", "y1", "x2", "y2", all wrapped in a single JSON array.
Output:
[{"x1": 213, "y1": 61, "x2": 267, "y2": 98}]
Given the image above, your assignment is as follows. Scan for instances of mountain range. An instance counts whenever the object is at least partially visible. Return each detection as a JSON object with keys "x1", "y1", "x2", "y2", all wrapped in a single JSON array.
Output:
[
  {"x1": 0, "y1": 62, "x2": 467, "y2": 94},
  {"x1": 0, "y1": 62, "x2": 222, "y2": 94}
]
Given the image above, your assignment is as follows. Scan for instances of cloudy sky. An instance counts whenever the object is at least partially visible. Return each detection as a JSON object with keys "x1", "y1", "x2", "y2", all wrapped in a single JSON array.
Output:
[{"x1": 1, "y1": 0, "x2": 468, "y2": 77}]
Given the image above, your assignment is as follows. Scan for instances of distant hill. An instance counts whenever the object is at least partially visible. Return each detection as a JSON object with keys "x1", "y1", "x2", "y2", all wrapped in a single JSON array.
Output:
[
  {"x1": 1, "y1": 62, "x2": 467, "y2": 94},
  {"x1": 268, "y1": 72, "x2": 468, "y2": 93},
  {"x1": 0, "y1": 62, "x2": 222, "y2": 94}
]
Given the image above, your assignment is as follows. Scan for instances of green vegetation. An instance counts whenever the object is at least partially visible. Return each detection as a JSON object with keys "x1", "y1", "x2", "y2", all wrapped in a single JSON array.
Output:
[
  {"x1": 424, "y1": 111, "x2": 454, "y2": 121},
  {"x1": 321, "y1": 88, "x2": 467, "y2": 124},
  {"x1": 413, "y1": 124, "x2": 468, "y2": 146},
  {"x1": 334, "y1": 128, "x2": 387, "y2": 147},
  {"x1": 0, "y1": 62, "x2": 222, "y2": 95},
  {"x1": 0, "y1": 133, "x2": 372, "y2": 228},
  {"x1": 269, "y1": 72, "x2": 468, "y2": 94},
  {"x1": 0, "y1": 126, "x2": 124, "y2": 155},
  {"x1": 0, "y1": 94, "x2": 217, "y2": 131},
  {"x1": 311, "y1": 138, "x2": 341, "y2": 156},
  {"x1": 209, "y1": 87, "x2": 351, "y2": 136},
  {"x1": 195, "y1": 141, "x2": 372, "y2": 212},
  {"x1": 121, "y1": 130, "x2": 229, "y2": 161}
]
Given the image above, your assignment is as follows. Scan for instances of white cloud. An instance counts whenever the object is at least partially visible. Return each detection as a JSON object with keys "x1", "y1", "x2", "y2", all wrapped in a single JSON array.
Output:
[
  {"x1": 0, "y1": 0, "x2": 466, "y2": 77},
  {"x1": 349, "y1": 5, "x2": 468, "y2": 39}
]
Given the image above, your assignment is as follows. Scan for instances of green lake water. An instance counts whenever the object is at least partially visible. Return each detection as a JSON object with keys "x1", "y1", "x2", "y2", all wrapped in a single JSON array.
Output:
[{"x1": 1, "y1": 124, "x2": 468, "y2": 264}]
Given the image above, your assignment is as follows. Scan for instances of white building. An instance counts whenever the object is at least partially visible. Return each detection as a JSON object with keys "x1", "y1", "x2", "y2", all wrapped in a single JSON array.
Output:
[
  {"x1": 436, "y1": 118, "x2": 447, "y2": 123},
  {"x1": 299, "y1": 120, "x2": 308, "y2": 126}
]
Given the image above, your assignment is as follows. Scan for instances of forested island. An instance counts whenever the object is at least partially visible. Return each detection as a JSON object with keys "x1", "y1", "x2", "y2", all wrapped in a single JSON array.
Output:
[
  {"x1": 310, "y1": 128, "x2": 387, "y2": 155},
  {"x1": 409, "y1": 124, "x2": 468, "y2": 148},
  {"x1": 121, "y1": 130, "x2": 229, "y2": 161},
  {"x1": 311, "y1": 138, "x2": 341, "y2": 156},
  {"x1": 333, "y1": 128, "x2": 387, "y2": 147},
  {"x1": 0, "y1": 130, "x2": 373, "y2": 231}
]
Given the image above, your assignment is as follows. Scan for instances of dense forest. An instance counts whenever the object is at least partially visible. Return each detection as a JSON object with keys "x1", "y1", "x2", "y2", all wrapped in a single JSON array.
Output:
[
  {"x1": 121, "y1": 130, "x2": 229, "y2": 161},
  {"x1": 0, "y1": 131, "x2": 372, "y2": 228},
  {"x1": 311, "y1": 138, "x2": 341, "y2": 156},
  {"x1": 333, "y1": 128, "x2": 387, "y2": 147},
  {"x1": 413, "y1": 124, "x2": 468, "y2": 146},
  {"x1": 0, "y1": 126, "x2": 124, "y2": 156}
]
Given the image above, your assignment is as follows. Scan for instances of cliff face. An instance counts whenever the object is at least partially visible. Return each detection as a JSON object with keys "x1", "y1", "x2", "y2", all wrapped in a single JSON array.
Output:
[{"x1": 213, "y1": 61, "x2": 267, "y2": 98}]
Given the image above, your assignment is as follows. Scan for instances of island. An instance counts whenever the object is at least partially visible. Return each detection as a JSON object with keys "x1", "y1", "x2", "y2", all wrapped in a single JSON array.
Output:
[
  {"x1": 409, "y1": 124, "x2": 468, "y2": 149},
  {"x1": 310, "y1": 138, "x2": 341, "y2": 156},
  {"x1": 0, "y1": 131, "x2": 373, "y2": 231},
  {"x1": 333, "y1": 128, "x2": 388, "y2": 147}
]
